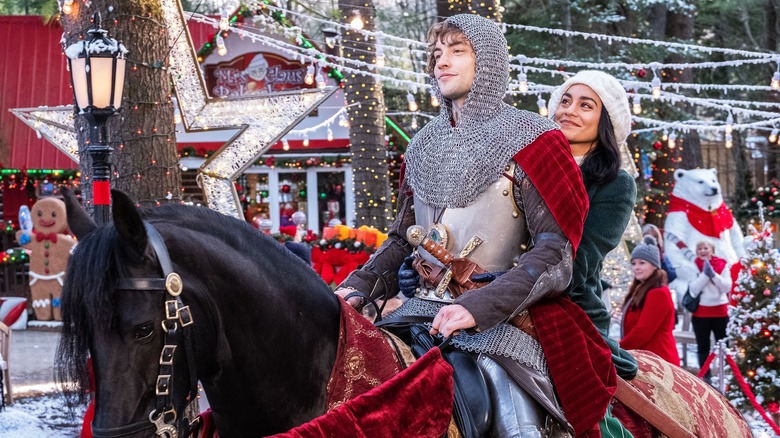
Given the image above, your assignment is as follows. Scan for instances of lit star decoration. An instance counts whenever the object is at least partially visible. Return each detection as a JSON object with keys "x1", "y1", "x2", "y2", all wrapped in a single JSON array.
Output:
[
  {"x1": 161, "y1": 0, "x2": 336, "y2": 218},
  {"x1": 10, "y1": 106, "x2": 80, "y2": 163}
]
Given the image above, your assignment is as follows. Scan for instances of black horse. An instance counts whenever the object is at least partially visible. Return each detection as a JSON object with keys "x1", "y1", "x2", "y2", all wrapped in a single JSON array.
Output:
[
  {"x1": 56, "y1": 189, "x2": 342, "y2": 437},
  {"x1": 56, "y1": 189, "x2": 751, "y2": 438}
]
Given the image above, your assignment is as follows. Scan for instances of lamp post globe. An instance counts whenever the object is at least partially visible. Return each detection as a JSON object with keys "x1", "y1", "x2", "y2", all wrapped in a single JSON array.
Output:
[{"x1": 65, "y1": 12, "x2": 128, "y2": 225}]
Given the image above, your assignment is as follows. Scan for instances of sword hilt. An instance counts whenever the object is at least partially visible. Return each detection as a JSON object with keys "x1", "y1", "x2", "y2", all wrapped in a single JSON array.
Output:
[{"x1": 406, "y1": 225, "x2": 454, "y2": 265}]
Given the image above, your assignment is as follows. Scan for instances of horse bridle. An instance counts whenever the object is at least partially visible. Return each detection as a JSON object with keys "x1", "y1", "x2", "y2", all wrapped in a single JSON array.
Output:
[{"x1": 90, "y1": 222, "x2": 199, "y2": 438}]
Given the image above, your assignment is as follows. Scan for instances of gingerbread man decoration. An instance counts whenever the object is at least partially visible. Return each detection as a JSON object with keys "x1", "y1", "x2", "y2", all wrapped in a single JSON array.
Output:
[{"x1": 16, "y1": 197, "x2": 76, "y2": 321}]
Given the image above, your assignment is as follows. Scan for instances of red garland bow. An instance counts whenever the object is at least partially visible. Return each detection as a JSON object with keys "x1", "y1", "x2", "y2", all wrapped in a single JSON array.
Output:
[
  {"x1": 311, "y1": 247, "x2": 370, "y2": 285},
  {"x1": 36, "y1": 232, "x2": 58, "y2": 243}
]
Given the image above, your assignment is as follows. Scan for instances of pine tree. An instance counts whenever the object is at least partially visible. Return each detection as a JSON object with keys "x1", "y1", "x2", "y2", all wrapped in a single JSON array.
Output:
[{"x1": 727, "y1": 215, "x2": 780, "y2": 414}]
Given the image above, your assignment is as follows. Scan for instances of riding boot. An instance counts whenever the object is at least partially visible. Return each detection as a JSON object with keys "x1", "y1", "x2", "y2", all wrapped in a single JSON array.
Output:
[{"x1": 478, "y1": 355, "x2": 570, "y2": 437}]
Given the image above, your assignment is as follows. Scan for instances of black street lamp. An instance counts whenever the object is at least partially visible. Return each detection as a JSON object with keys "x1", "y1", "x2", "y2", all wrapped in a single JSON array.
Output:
[{"x1": 65, "y1": 13, "x2": 127, "y2": 226}]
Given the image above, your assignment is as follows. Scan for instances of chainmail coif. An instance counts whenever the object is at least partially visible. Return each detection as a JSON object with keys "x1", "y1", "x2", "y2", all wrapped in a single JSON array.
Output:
[{"x1": 404, "y1": 14, "x2": 558, "y2": 209}]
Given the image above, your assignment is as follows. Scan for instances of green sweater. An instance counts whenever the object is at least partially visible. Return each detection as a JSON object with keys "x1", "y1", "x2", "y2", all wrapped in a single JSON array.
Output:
[{"x1": 567, "y1": 169, "x2": 638, "y2": 379}]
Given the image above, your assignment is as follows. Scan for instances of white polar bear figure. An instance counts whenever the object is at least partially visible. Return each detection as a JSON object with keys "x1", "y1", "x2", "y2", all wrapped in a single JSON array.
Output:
[{"x1": 663, "y1": 168, "x2": 745, "y2": 295}]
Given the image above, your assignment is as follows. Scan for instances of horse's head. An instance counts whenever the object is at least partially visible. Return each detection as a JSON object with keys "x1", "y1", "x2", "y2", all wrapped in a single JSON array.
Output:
[
  {"x1": 57, "y1": 189, "x2": 199, "y2": 437},
  {"x1": 57, "y1": 188, "x2": 343, "y2": 436}
]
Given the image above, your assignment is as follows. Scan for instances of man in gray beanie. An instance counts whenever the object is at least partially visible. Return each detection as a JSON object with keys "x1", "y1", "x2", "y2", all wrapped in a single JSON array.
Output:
[{"x1": 336, "y1": 14, "x2": 615, "y2": 437}]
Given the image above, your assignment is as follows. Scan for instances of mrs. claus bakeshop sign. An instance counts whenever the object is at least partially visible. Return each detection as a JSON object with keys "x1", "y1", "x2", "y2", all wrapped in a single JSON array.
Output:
[{"x1": 205, "y1": 52, "x2": 315, "y2": 97}]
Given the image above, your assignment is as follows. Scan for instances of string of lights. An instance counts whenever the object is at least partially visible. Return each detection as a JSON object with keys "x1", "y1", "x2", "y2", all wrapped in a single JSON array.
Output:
[
  {"x1": 252, "y1": 3, "x2": 780, "y2": 73},
  {"x1": 501, "y1": 22, "x2": 779, "y2": 60},
  {"x1": 176, "y1": 9, "x2": 780, "y2": 149},
  {"x1": 631, "y1": 115, "x2": 780, "y2": 133},
  {"x1": 512, "y1": 55, "x2": 776, "y2": 74},
  {"x1": 196, "y1": 12, "x2": 780, "y2": 118},
  {"x1": 46, "y1": 0, "x2": 780, "y2": 156}
]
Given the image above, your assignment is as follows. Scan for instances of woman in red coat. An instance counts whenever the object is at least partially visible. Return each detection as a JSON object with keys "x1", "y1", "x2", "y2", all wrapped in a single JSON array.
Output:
[{"x1": 620, "y1": 235, "x2": 680, "y2": 365}]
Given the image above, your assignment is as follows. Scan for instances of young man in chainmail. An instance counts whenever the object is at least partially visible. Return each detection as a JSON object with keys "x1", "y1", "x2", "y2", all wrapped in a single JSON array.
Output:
[{"x1": 336, "y1": 14, "x2": 616, "y2": 437}]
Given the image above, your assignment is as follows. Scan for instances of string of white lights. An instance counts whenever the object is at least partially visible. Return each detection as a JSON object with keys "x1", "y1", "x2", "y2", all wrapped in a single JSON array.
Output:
[
  {"x1": 190, "y1": 9, "x2": 780, "y2": 137},
  {"x1": 513, "y1": 55, "x2": 775, "y2": 73},
  {"x1": 631, "y1": 115, "x2": 780, "y2": 133},
  {"x1": 254, "y1": 2, "x2": 780, "y2": 74},
  {"x1": 502, "y1": 22, "x2": 780, "y2": 60},
  {"x1": 287, "y1": 106, "x2": 347, "y2": 135},
  {"x1": 630, "y1": 92, "x2": 780, "y2": 114},
  {"x1": 620, "y1": 79, "x2": 775, "y2": 94},
  {"x1": 386, "y1": 111, "x2": 436, "y2": 119},
  {"x1": 252, "y1": 2, "x2": 428, "y2": 49},
  {"x1": 236, "y1": 20, "x2": 426, "y2": 69},
  {"x1": 510, "y1": 84, "x2": 780, "y2": 119},
  {"x1": 189, "y1": 12, "x2": 432, "y2": 89},
  {"x1": 512, "y1": 65, "x2": 779, "y2": 96},
  {"x1": 211, "y1": 8, "x2": 780, "y2": 99}
]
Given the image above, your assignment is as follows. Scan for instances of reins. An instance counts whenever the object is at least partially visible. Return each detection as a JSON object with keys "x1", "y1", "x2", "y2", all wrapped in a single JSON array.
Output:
[{"x1": 91, "y1": 221, "x2": 199, "y2": 438}]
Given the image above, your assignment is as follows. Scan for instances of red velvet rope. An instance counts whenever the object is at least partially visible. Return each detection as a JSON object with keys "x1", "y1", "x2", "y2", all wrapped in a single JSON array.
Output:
[
  {"x1": 724, "y1": 355, "x2": 780, "y2": 435},
  {"x1": 696, "y1": 352, "x2": 717, "y2": 378}
]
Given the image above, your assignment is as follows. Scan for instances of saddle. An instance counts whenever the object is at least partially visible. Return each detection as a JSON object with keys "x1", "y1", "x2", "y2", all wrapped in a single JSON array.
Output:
[
  {"x1": 348, "y1": 288, "x2": 491, "y2": 438},
  {"x1": 374, "y1": 312, "x2": 491, "y2": 438},
  {"x1": 409, "y1": 324, "x2": 491, "y2": 438}
]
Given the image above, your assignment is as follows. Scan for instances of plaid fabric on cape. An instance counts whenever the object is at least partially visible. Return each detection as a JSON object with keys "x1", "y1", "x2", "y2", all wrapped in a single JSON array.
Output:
[
  {"x1": 513, "y1": 129, "x2": 588, "y2": 256},
  {"x1": 530, "y1": 296, "x2": 617, "y2": 437}
]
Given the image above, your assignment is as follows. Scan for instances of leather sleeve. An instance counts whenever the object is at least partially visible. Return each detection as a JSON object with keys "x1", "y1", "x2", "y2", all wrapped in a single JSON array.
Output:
[
  {"x1": 455, "y1": 172, "x2": 574, "y2": 331},
  {"x1": 338, "y1": 177, "x2": 415, "y2": 301}
]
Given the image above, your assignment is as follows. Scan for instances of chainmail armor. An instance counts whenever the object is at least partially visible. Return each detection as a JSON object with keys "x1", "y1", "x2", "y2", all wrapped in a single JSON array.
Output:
[
  {"x1": 388, "y1": 298, "x2": 549, "y2": 375},
  {"x1": 404, "y1": 14, "x2": 558, "y2": 208}
]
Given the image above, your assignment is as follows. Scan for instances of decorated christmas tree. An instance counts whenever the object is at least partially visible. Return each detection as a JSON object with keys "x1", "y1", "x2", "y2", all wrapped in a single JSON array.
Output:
[
  {"x1": 727, "y1": 215, "x2": 780, "y2": 418},
  {"x1": 736, "y1": 178, "x2": 780, "y2": 223}
]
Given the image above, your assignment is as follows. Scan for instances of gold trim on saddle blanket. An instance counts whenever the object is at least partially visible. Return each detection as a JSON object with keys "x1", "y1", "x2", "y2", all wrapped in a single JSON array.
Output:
[{"x1": 325, "y1": 298, "x2": 404, "y2": 410}]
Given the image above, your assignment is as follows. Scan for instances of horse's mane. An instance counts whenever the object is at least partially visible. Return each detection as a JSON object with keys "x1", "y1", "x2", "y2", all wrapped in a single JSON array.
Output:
[{"x1": 56, "y1": 203, "x2": 333, "y2": 403}]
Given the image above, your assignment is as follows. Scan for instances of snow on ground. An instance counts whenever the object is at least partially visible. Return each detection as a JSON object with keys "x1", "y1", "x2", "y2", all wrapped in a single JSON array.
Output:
[{"x1": 0, "y1": 393, "x2": 84, "y2": 438}]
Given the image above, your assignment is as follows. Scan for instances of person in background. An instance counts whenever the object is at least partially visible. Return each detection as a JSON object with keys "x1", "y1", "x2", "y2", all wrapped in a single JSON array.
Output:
[
  {"x1": 641, "y1": 224, "x2": 677, "y2": 283},
  {"x1": 548, "y1": 69, "x2": 642, "y2": 437},
  {"x1": 547, "y1": 70, "x2": 639, "y2": 379},
  {"x1": 335, "y1": 14, "x2": 613, "y2": 436},
  {"x1": 688, "y1": 240, "x2": 730, "y2": 377},
  {"x1": 620, "y1": 236, "x2": 680, "y2": 365}
]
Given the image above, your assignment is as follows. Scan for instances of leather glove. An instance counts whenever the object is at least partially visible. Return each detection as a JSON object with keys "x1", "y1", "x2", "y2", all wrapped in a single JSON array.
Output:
[
  {"x1": 398, "y1": 255, "x2": 419, "y2": 298},
  {"x1": 703, "y1": 260, "x2": 715, "y2": 278},
  {"x1": 470, "y1": 271, "x2": 507, "y2": 283}
]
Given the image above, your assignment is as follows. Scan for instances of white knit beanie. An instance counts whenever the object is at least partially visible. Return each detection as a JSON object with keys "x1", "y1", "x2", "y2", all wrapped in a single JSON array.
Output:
[{"x1": 547, "y1": 70, "x2": 636, "y2": 177}]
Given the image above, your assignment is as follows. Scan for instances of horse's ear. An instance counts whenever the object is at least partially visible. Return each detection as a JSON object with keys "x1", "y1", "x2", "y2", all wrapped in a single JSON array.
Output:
[
  {"x1": 61, "y1": 186, "x2": 97, "y2": 239},
  {"x1": 111, "y1": 189, "x2": 147, "y2": 255}
]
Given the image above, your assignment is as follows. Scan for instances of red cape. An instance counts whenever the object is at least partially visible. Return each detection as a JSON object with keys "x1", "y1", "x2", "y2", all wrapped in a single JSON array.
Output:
[
  {"x1": 668, "y1": 194, "x2": 734, "y2": 238},
  {"x1": 531, "y1": 297, "x2": 617, "y2": 437},
  {"x1": 513, "y1": 129, "x2": 588, "y2": 255}
]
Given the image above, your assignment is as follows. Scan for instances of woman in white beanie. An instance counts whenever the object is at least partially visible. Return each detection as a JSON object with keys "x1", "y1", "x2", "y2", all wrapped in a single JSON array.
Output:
[{"x1": 548, "y1": 70, "x2": 640, "y2": 384}]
